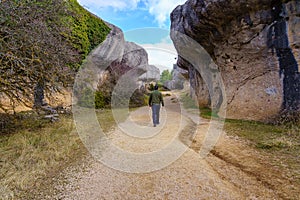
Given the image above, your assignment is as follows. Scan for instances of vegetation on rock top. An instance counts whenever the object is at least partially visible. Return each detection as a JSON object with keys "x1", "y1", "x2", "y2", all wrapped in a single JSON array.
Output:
[{"x1": 0, "y1": 0, "x2": 110, "y2": 111}]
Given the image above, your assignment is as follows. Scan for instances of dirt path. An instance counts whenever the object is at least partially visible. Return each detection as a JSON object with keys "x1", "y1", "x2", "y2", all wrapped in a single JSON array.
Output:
[{"x1": 43, "y1": 94, "x2": 298, "y2": 200}]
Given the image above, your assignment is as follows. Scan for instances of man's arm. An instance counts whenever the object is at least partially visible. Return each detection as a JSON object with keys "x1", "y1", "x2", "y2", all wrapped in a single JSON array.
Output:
[
  {"x1": 160, "y1": 93, "x2": 164, "y2": 107},
  {"x1": 148, "y1": 93, "x2": 152, "y2": 106}
]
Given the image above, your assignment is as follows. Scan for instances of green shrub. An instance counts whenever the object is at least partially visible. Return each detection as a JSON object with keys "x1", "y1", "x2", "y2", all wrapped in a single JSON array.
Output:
[
  {"x1": 95, "y1": 91, "x2": 106, "y2": 109},
  {"x1": 76, "y1": 89, "x2": 111, "y2": 109},
  {"x1": 199, "y1": 107, "x2": 219, "y2": 119},
  {"x1": 160, "y1": 69, "x2": 172, "y2": 83},
  {"x1": 77, "y1": 87, "x2": 95, "y2": 108},
  {"x1": 65, "y1": 0, "x2": 111, "y2": 69},
  {"x1": 0, "y1": 0, "x2": 111, "y2": 110},
  {"x1": 180, "y1": 93, "x2": 199, "y2": 109},
  {"x1": 148, "y1": 83, "x2": 154, "y2": 91},
  {"x1": 144, "y1": 94, "x2": 150, "y2": 106},
  {"x1": 129, "y1": 90, "x2": 147, "y2": 108}
]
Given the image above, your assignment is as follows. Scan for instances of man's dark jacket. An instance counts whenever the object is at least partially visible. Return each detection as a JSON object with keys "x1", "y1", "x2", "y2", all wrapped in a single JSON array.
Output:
[{"x1": 149, "y1": 90, "x2": 164, "y2": 106}]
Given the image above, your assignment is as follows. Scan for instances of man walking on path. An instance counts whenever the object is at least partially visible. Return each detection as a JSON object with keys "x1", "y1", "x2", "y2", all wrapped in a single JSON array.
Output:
[{"x1": 149, "y1": 84, "x2": 164, "y2": 127}]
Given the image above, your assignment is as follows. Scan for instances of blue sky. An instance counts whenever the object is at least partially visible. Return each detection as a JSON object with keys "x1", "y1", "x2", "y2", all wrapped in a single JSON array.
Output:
[
  {"x1": 77, "y1": 0, "x2": 186, "y2": 31},
  {"x1": 77, "y1": 0, "x2": 187, "y2": 70}
]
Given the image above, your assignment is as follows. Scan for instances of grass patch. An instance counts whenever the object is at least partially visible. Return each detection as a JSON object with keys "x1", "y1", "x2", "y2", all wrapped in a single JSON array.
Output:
[
  {"x1": 178, "y1": 92, "x2": 299, "y2": 183},
  {"x1": 179, "y1": 93, "x2": 218, "y2": 118},
  {"x1": 224, "y1": 118, "x2": 299, "y2": 150},
  {"x1": 224, "y1": 118, "x2": 300, "y2": 184},
  {"x1": 0, "y1": 114, "x2": 81, "y2": 198},
  {"x1": 0, "y1": 112, "x2": 48, "y2": 135},
  {"x1": 179, "y1": 92, "x2": 299, "y2": 150},
  {"x1": 144, "y1": 94, "x2": 150, "y2": 106},
  {"x1": 199, "y1": 107, "x2": 219, "y2": 119},
  {"x1": 95, "y1": 108, "x2": 139, "y2": 134},
  {"x1": 95, "y1": 109, "x2": 116, "y2": 133},
  {"x1": 180, "y1": 93, "x2": 199, "y2": 109},
  {"x1": 0, "y1": 109, "x2": 117, "y2": 199}
]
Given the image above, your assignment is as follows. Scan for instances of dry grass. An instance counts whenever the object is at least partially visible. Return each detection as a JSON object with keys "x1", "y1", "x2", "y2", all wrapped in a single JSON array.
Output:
[
  {"x1": 95, "y1": 109, "x2": 117, "y2": 133},
  {"x1": 0, "y1": 115, "x2": 81, "y2": 198},
  {"x1": 225, "y1": 120, "x2": 300, "y2": 185},
  {"x1": 0, "y1": 108, "x2": 119, "y2": 199},
  {"x1": 178, "y1": 92, "x2": 300, "y2": 185}
]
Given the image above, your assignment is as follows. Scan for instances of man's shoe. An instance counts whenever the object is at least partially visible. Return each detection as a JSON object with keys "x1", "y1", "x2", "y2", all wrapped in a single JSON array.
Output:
[{"x1": 154, "y1": 124, "x2": 156, "y2": 127}]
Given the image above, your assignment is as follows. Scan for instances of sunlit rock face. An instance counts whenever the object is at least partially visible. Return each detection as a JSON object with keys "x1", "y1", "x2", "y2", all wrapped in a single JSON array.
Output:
[
  {"x1": 164, "y1": 64, "x2": 188, "y2": 90},
  {"x1": 138, "y1": 65, "x2": 160, "y2": 82},
  {"x1": 171, "y1": 0, "x2": 300, "y2": 121},
  {"x1": 94, "y1": 23, "x2": 150, "y2": 98}
]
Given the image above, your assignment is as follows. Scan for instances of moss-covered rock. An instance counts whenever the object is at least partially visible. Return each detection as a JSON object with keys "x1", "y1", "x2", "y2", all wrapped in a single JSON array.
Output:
[{"x1": 66, "y1": 0, "x2": 111, "y2": 67}]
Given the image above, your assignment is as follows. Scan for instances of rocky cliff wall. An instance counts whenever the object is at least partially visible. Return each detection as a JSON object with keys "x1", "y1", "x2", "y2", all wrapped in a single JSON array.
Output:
[
  {"x1": 91, "y1": 23, "x2": 151, "y2": 106},
  {"x1": 138, "y1": 65, "x2": 160, "y2": 82},
  {"x1": 171, "y1": 0, "x2": 300, "y2": 121},
  {"x1": 164, "y1": 64, "x2": 188, "y2": 90}
]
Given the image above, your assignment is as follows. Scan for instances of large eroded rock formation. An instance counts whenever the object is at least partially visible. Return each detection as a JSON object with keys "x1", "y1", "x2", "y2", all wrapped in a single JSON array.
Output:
[
  {"x1": 171, "y1": 0, "x2": 300, "y2": 121},
  {"x1": 164, "y1": 64, "x2": 188, "y2": 90},
  {"x1": 79, "y1": 23, "x2": 152, "y2": 107}
]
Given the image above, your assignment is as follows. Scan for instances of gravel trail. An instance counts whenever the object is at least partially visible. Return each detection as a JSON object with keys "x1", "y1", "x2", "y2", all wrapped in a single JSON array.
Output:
[{"x1": 45, "y1": 94, "x2": 297, "y2": 200}]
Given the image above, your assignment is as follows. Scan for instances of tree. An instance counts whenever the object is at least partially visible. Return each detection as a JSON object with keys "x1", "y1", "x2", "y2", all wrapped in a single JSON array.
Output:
[
  {"x1": 160, "y1": 69, "x2": 172, "y2": 84},
  {"x1": 0, "y1": 0, "x2": 110, "y2": 112},
  {"x1": 0, "y1": 0, "x2": 75, "y2": 111}
]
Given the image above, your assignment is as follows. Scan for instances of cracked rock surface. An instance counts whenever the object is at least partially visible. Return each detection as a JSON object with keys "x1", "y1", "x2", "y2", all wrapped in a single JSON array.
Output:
[{"x1": 171, "y1": 0, "x2": 300, "y2": 121}]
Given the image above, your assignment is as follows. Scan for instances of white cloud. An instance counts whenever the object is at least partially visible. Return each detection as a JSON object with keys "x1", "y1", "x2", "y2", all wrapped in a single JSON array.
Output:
[
  {"x1": 141, "y1": 42, "x2": 178, "y2": 71},
  {"x1": 160, "y1": 35, "x2": 173, "y2": 44},
  {"x1": 78, "y1": 0, "x2": 141, "y2": 11},
  {"x1": 146, "y1": 0, "x2": 186, "y2": 27}
]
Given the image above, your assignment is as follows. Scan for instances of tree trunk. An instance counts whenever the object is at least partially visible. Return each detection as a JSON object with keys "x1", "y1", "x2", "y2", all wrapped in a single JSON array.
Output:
[{"x1": 34, "y1": 81, "x2": 45, "y2": 108}]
